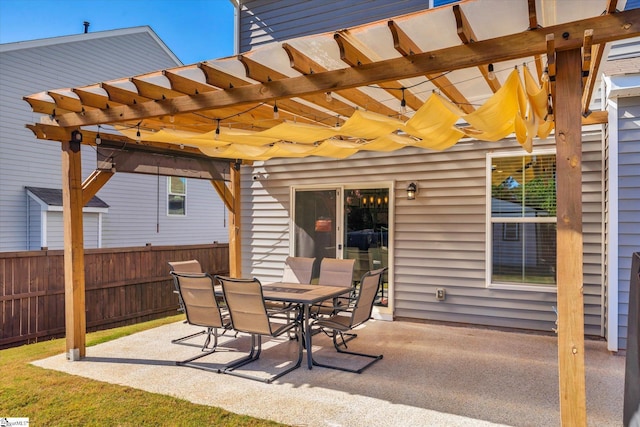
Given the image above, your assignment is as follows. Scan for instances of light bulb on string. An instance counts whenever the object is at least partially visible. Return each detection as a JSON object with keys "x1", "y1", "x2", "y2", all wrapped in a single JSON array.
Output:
[
  {"x1": 487, "y1": 63, "x2": 496, "y2": 81},
  {"x1": 273, "y1": 102, "x2": 279, "y2": 119},
  {"x1": 541, "y1": 67, "x2": 550, "y2": 83},
  {"x1": 400, "y1": 88, "x2": 407, "y2": 115},
  {"x1": 136, "y1": 124, "x2": 141, "y2": 142},
  {"x1": 215, "y1": 119, "x2": 220, "y2": 140},
  {"x1": 95, "y1": 125, "x2": 101, "y2": 145},
  {"x1": 325, "y1": 92, "x2": 332, "y2": 102}
]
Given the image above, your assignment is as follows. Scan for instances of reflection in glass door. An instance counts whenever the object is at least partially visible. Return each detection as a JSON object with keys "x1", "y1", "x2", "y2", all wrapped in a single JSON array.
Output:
[
  {"x1": 293, "y1": 189, "x2": 339, "y2": 276},
  {"x1": 344, "y1": 188, "x2": 389, "y2": 306}
]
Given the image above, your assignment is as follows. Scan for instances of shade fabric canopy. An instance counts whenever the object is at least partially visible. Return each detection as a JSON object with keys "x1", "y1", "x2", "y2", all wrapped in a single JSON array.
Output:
[
  {"x1": 115, "y1": 68, "x2": 549, "y2": 160},
  {"x1": 24, "y1": 0, "x2": 636, "y2": 163}
]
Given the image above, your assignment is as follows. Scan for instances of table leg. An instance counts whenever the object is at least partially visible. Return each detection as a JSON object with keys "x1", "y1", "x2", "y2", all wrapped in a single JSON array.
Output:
[{"x1": 304, "y1": 303, "x2": 313, "y2": 369}]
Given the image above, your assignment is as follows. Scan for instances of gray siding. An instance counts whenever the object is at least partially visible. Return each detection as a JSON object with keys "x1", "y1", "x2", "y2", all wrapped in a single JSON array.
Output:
[
  {"x1": 0, "y1": 28, "x2": 227, "y2": 251},
  {"x1": 617, "y1": 96, "x2": 640, "y2": 349},
  {"x1": 238, "y1": 0, "x2": 432, "y2": 52},
  {"x1": 243, "y1": 133, "x2": 606, "y2": 334},
  {"x1": 43, "y1": 212, "x2": 99, "y2": 249}
]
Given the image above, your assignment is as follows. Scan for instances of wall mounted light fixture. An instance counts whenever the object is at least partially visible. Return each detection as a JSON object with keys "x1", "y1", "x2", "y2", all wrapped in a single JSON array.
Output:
[{"x1": 406, "y1": 182, "x2": 418, "y2": 200}]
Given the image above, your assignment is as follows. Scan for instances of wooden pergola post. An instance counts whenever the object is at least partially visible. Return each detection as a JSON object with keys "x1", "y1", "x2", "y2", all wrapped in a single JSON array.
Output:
[
  {"x1": 61, "y1": 133, "x2": 87, "y2": 359},
  {"x1": 228, "y1": 163, "x2": 242, "y2": 277},
  {"x1": 554, "y1": 47, "x2": 587, "y2": 425}
]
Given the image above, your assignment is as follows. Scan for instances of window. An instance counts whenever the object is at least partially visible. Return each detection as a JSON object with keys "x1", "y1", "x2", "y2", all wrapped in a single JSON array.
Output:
[
  {"x1": 487, "y1": 153, "x2": 556, "y2": 288},
  {"x1": 168, "y1": 177, "x2": 186, "y2": 216}
]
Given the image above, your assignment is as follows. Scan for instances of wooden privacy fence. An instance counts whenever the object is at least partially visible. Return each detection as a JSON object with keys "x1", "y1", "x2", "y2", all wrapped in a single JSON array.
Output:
[{"x1": 0, "y1": 243, "x2": 229, "y2": 349}]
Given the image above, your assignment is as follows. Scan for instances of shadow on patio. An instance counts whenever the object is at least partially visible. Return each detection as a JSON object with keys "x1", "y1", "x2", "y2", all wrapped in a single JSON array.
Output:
[{"x1": 32, "y1": 320, "x2": 624, "y2": 427}]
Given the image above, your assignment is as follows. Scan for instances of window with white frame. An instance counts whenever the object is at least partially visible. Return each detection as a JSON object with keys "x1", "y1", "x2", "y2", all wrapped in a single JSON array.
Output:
[
  {"x1": 487, "y1": 152, "x2": 556, "y2": 287},
  {"x1": 167, "y1": 177, "x2": 186, "y2": 216}
]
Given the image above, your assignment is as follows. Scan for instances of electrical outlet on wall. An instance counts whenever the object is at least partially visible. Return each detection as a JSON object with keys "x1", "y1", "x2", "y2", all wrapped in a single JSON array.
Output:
[{"x1": 436, "y1": 288, "x2": 446, "y2": 301}]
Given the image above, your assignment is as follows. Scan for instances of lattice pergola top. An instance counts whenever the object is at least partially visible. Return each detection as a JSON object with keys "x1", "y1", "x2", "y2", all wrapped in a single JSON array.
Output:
[{"x1": 25, "y1": 0, "x2": 640, "y2": 161}]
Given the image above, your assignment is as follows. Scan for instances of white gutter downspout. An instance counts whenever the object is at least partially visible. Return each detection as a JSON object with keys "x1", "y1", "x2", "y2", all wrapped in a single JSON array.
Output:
[
  {"x1": 231, "y1": 0, "x2": 241, "y2": 55},
  {"x1": 604, "y1": 75, "x2": 619, "y2": 352}
]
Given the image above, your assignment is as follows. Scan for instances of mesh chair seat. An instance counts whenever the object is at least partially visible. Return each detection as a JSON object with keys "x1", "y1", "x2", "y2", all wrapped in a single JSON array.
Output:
[
  {"x1": 171, "y1": 272, "x2": 237, "y2": 373},
  {"x1": 311, "y1": 268, "x2": 386, "y2": 373},
  {"x1": 216, "y1": 275, "x2": 303, "y2": 383}
]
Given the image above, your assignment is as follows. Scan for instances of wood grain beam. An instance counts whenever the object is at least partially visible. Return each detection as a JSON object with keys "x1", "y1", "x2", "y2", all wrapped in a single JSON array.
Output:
[
  {"x1": 228, "y1": 164, "x2": 241, "y2": 278},
  {"x1": 555, "y1": 47, "x2": 587, "y2": 427},
  {"x1": 282, "y1": 43, "x2": 401, "y2": 117},
  {"x1": 334, "y1": 30, "x2": 423, "y2": 113},
  {"x1": 239, "y1": 55, "x2": 355, "y2": 118},
  {"x1": 581, "y1": 0, "x2": 619, "y2": 115},
  {"x1": 453, "y1": 4, "x2": 501, "y2": 92},
  {"x1": 199, "y1": 61, "x2": 339, "y2": 126},
  {"x1": 388, "y1": 20, "x2": 474, "y2": 114},
  {"x1": 53, "y1": 9, "x2": 640, "y2": 128},
  {"x1": 62, "y1": 136, "x2": 86, "y2": 359},
  {"x1": 82, "y1": 169, "x2": 114, "y2": 206}
]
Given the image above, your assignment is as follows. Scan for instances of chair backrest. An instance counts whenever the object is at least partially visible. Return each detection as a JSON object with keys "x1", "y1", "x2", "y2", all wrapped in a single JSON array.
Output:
[
  {"x1": 216, "y1": 276, "x2": 272, "y2": 336},
  {"x1": 282, "y1": 256, "x2": 315, "y2": 284},
  {"x1": 351, "y1": 268, "x2": 386, "y2": 327},
  {"x1": 318, "y1": 258, "x2": 355, "y2": 287},
  {"x1": 171, "y1": 272, "x2": 224, "y2": 328},
  {"x1": 168, "y1": 259, "x2": 203, "y2": 273}
]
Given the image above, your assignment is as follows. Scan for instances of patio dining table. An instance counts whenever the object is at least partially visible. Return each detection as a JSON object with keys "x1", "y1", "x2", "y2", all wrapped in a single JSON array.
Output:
[{"x1": 260, "y1": 282, "x2": 353, "y2": 369}]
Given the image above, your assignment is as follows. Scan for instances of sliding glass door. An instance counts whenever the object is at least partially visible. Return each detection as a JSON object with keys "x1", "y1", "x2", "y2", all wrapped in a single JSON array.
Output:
[{"x1": 292, "y1": 185, "x2": 390, "y2": 308}]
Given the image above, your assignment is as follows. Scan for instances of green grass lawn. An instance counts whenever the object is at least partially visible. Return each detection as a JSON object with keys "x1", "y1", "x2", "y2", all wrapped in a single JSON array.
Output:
[{"x1": 0, "y1": 315, "x2": 286, "y2": 426}]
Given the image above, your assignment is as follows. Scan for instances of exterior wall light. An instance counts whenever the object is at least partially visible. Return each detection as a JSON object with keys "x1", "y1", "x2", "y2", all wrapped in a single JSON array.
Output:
[{"x1": 406, "y1": 182, "x2": 418, "y2": 200}]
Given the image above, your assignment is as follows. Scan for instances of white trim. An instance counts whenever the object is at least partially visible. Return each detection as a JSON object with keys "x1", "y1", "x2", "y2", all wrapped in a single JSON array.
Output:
[
  {"x1": 485, "y1": 148, "x2": 558, "y2": 291},
  {"x1": 98, "y1": 212, "x2": 103, "y2": 249},
  {"x1": 231, "y1": 0, "x2": 241, "y2": 55},
  {"x1": 41, "y1": 210, "x2": 48, "y2": 249},
  {"x1": 604, "y1": 76, "x2": 620, "y2": 352}
]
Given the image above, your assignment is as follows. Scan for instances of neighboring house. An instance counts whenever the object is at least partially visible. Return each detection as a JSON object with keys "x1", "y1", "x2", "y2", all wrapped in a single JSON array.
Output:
[
  {"x1": 0, "y1": 27, "x2": 227, "y2": 251},
  {"x1": 232, "y1": 0, "x2": 640, "y2": 351}
]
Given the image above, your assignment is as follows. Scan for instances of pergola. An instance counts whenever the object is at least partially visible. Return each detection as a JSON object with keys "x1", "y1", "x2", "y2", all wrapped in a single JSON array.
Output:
[{"x1": 23, "y1": 0, "x2": 639, "y2": 424}]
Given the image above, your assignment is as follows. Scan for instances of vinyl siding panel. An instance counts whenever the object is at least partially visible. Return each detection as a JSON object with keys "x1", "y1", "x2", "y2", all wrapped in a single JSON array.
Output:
[
  {"x1": 1, "y1": 28, "x2": 227, "y2": 251},
  {"x1": 243, "y1": 134, "x2": 605, "y2": 335},
  {"x1": 238, "y1": 0, "x2": 432, "y2": 52},
  {"x1": 617, "y1": 96, "x2": 640, "y2": 350}
]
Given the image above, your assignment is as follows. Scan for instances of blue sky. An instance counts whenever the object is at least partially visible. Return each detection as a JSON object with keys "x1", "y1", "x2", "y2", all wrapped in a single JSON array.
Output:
[{"x1": 0, "y1": 0, "x2": 236, "y2": 64}]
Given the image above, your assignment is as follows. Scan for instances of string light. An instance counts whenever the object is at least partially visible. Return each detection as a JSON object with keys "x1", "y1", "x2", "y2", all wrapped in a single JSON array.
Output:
[
  {"x1": 273, "y1": 102, "x2": 279, "y2": 119},
  {"x1": 325, "y1": 92, "x2": 332, "y2": 102},
  {"x1": 541, "y1": 66, "x2": 550, "y2": 83},
  {"x1": 136, "y1": 124, "x2": 141, "y2": 142},
  {"x1": 215, "y1": 119, "x2": 220, "y2": 140},
  {"x1": 487, "y1": 63, "x2": 496, "y2": 81},
  {"x1": 95, "y1": 125, "x2": 101, "y2": 145},
  {"x1": 400, "y1": 88, "x2": 407, "y2": 115}
]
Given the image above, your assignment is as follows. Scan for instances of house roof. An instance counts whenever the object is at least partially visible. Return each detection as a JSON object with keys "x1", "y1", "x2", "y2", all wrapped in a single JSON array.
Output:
[
  {"x1": 24, "y1": 0, "x2": 640, "y2": 163},
  {"x1": 26, "y1": 186, "x2": 109, "y2": 209}
]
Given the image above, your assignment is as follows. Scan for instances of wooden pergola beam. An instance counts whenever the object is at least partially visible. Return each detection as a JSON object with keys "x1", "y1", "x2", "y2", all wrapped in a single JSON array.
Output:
[
  {"x1": 82, "y1": 170, "x2": 114, "y2": 206},
  {"x1": 282, "y1": 43, "x2": 401, "y2": 118},
  {"x1": 453, "y1": 4, "x2": 501, "y2": 92},
  {"x1": 198, "y1": 61, "x2": 337, "y2": 126},
  {"x1": 53, "y1": 8, "x2": 639, "y2": 128},
  {"x1": 388, "y1": 19, "x2": 475, "y2": 114},
  {"x1": 334, "y1": 30, "x2": 422, "y2": 113}
]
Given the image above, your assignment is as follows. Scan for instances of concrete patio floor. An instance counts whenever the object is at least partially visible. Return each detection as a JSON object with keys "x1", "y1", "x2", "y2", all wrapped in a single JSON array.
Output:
[{"x1": 32, "y1": 319, "x2": 625, "y2": 427}]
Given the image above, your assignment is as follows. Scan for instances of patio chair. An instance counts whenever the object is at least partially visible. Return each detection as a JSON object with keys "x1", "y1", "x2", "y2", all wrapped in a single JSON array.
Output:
[
  {"x1": 268, "y1": 256, "x2": 315, "y2": 318},
  {"x1": 282, "y1": 256, "x2": 315, "y2": 284},
  {"x1": 215, "y1": 275, "x2": 303, "y2": 383},
  {"x1": 312, "y1": 257, "x2": 355, "y2": 316},
  {"x1": 311, "y1": 268, "x2": 386, "y2": 373},
  {"x1": 168, "y1": 259, "x2": 210, "y2": 344},
  {"x1": 171, "y1": 272, "x2": 233, "y2": 372}
]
